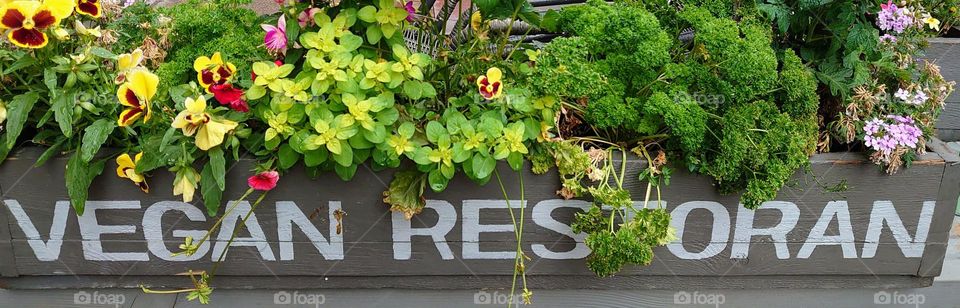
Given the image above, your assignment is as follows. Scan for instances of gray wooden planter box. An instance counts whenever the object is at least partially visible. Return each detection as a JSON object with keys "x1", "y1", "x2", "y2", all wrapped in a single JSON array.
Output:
[
  {"x1": 0, "y1": 146, "x2": 957, "y2": 290},
  {"x1": 928, "y1": 38, "x2": 960, "y2": 141}
]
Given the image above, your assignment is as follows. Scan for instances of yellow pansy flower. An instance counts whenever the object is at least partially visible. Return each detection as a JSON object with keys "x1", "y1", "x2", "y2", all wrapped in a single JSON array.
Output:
[
  {"x1": 0, "y1": 0, "x2": 76, "y2": 48},
  {"x1": 116, "y1": 68, "x2": 158, "y2": 127},
  {"x1": 116, "y1": 152, "x2": 149, "y2": 193},
  {"x1": 194, "y1": 52, "x2": 237, "y2": 92},
  {"x1": 172, "y1": 96, "x2": 239, "y2": 151},
  {"x1": 477, "y1": 67, "x2": 503, "y2": 100}
]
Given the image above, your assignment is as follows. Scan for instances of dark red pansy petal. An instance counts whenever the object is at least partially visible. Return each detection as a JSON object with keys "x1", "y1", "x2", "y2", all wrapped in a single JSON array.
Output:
[
  {"x1": 77, "y1": 2, "x2": 100, "y2": 17},
  {"x1": 31, "y1": 10, "x2": 56, "y2": 29},
  {"x1": 491, "y1": 82, "x2": 500, "y2": 94},
  {"x1": 200, "y1": 70, "x2": 215, "y2": 85},
  {"x1": 1, "y1": 9, "x2": 25, "y2": 29},
  {"x1": 217, "y1": 66, "x2": 233, "y2": 80},
  {"x1": 478, "y1": 77, "x2": 490, "y2": 87},
  {"x1": 120, "y1": 107, "x2": 143, "y2": 124},
  {"x1": 125, "y1": 89, "x2": 142, "y2": 107},
  {"x1": 10, "y1": 28, "x2": 46, "y2": 47}
]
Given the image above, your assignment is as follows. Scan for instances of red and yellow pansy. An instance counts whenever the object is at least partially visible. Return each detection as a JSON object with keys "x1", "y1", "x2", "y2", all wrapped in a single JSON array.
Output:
[
  {"x1": 116, "y1": 152, "x2": 149, "y2": 193},
  {"x1": 74, "y1": 0, "x2": 98, "y2": 17},
  {"x1": 116, "y1": 69, "x2": 158, "y2": 127},
  {"x1": 194, "y1": 52, "x2": 237, "y2": 92},
  {"x1": 477, "y1": 67, "x2": 504, "y2": 100},
  {"x1": 0, "y1": 0, "x2": 75, "y2": 48}
]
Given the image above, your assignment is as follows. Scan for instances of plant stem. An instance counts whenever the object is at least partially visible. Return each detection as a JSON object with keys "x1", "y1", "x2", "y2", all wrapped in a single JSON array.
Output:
[
  {"x1": 191, "y1": 188, "x2": 255, "y2": 251},
  {"x1": 208, "y1": 191, "x2": 270, "y2": 282}
]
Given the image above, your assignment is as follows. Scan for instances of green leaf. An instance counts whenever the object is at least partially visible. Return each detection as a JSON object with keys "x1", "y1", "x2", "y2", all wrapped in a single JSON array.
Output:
[
  {"x1": 451, "y1": 143, "x2": 470, "y2": 163},
  {"x1": 425, "y1": 121, "x2": 445, "y2": 143},
  {"x1": 200, "y1": 162, "x2": 223, "y2": 217},
  {"x1": 89, "y1": 47, "x2": 117, "y2": 60},
  {"x1": 304, "y1": 148, "x2": 328, "y2": 167},
  {"x1": 3, "y1": 55, "x2": 36, "y2": 74},
  {"x1": 358, "y1": 6, "x2": 377, "y2": 22},
  {"x1": 366, "y1": 26, "x2": 382, "y2": 44},
  {"x1": 6, "y1": 92, "x2": 40, "y2": 149},
  {"x1": 383, "y1": 170, "x2": 427, "y2": 219},
  {"x1": 208, "y1": 146, "x2": 226, "y2": 190},
  {"x1": 507, "y1": 152, "x2": 523, "y2": 171},
  {"x1": 34, "y1": 138, "x2": 66, "y2": 167},
  {"x1": 334, "y1": 164, "x2": 358, "y2": 180},
  {"x1": 402, "y1": 81, "x2": 423, "y2": 100},
  {"x1": 80, "y1": 119, "x2": 115, "y2": 162},
  {"x1": 279, "y1": 143, "x2": 300, "y2": 169},
  {"x1": 472, "y1": 153, "x2": 496, "y2": 179},
  {"x1": 43, "y1": 69, "x2": 57, "y2": 92},
  {"x1": 333, "y1": 145, "x2": 353, "y2": 167},
  {"x1": 66, "y1": 152, "x2": 105, "y2": 215},
  {"x1": 428, "y1": 169, "x2": 449, "y2": 192},
  {"x1": 246, "y1": 85, "x2": 267, "y2": 100},
  {"x1": 51, "y1": 91, "x2": 74, "y2": 138}
]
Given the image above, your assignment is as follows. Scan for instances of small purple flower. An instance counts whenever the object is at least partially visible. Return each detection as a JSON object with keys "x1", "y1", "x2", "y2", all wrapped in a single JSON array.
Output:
[
  {"x1": 913, "y1": 91, "x2": 928, "y2": 105},
  {"x1": 894, "y1": 88, "x2": 911, "y2": 101},
  {"x1": 862, "y1": 115, "x2": 922, "y2": 154},
  {"x1": 877, "y1": 1, "x2": 914, "y2": 34},
  {"x1": 880, "y1": 34, "x2": 898, "y2": 43}
]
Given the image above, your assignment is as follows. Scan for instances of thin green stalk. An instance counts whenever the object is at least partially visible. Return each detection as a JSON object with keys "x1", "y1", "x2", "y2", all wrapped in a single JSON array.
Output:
[
  {"x1": 208, "y1": 191, "x2": 270, "y2": 281},
  {"x1": 191, "y1": 188, "x2": 255, "y2": 251}
]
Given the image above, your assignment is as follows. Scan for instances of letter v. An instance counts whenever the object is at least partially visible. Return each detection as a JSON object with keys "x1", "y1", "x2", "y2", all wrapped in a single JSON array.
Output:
[{"x1": 5, "y1": 200, "x2": 69, "y2": 261}]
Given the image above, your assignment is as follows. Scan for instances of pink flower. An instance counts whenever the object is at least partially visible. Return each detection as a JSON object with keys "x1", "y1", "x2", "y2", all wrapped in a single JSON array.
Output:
[
  {"x1": 402, "y1": 1, "x2": 415, "y2": 22},
  {"x1": 298, "y1": 8, "x2": 321, "y2": 27},
  {"x1": 261, "y1": 16, "x2": 288, "y2": 55},
  {"x1": 248, "y1": 171, "x2": 280, "y2": 191},
  {"x1": 210, "y1": 84, "x2": 250, "y2": 112}
]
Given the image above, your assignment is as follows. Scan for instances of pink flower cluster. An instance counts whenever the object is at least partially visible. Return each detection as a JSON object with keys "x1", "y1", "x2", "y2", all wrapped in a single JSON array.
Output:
[
  {"x1": 863, "y1": 115, "x2": 923, "y2": 154},
  {"x1": 877, "y1": 1, "x2": 914, "y2": 34}
]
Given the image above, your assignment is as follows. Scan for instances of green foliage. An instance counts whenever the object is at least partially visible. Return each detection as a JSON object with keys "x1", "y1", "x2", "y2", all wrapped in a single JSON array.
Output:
[
  {"x1": 104, "y1": 1, "x2": 161, "y2": 53},
  {"x1": 156, "y1": 0, "x2": 266, "y2": 92}
]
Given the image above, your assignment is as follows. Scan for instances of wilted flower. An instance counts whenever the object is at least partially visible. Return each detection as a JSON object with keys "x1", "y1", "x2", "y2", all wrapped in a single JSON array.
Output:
[
  {"x1": 298, "y1": 7, "x2": 320, "y2": 27},
  {"x1": 173, "y1": 167, "x2": 199, "y2": 203},
  {"x1": 247, "y1": 171, "x2": 279, "y2": 191},
  {"x1": 116, "y1": 152, "x2": 149, "y2": 193},
  {"x1": 74, "y1": 19, "x2": 101, "y2": 37}
]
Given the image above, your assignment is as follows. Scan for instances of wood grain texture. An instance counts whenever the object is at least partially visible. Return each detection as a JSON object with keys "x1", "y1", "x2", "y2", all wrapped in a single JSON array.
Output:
[
  {"x1": 926, "y1": 39, "x2": 960, "y2": 139},
  {"x1": 0, "y1": 147, "x2": 955, "y2": 289}
]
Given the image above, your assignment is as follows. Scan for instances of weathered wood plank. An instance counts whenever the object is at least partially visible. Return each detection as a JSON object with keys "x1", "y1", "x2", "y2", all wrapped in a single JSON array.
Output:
[
  {"x1": 0, "y1": 274, "x2": 934, "y2": 290},
  {"x1": 0, "y1": 147, "x2": 954, "y2": 289},
  {"x1": 922, "y1": 39, "x2": 960, "y2": 138}
]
